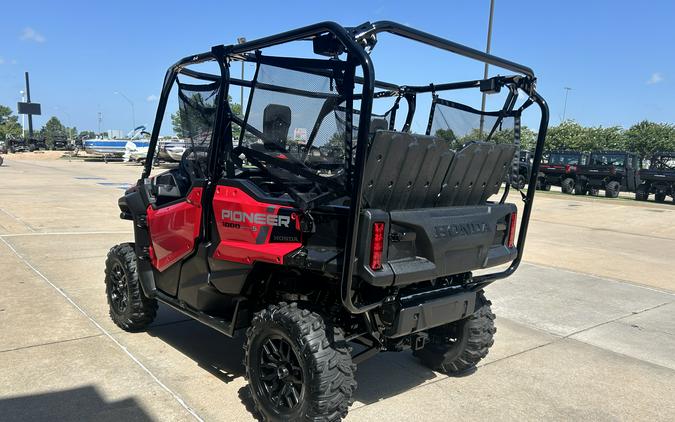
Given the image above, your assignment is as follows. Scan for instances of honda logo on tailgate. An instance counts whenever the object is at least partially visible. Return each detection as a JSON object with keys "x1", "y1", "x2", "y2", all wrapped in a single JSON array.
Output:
[{"x1": 434, "y1": 222, "x2": 489, "y2": 239}]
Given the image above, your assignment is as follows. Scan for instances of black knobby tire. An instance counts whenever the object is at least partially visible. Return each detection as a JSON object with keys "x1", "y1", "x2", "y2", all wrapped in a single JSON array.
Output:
[
  {"x1": 574, "y1": 184, "x2": 587, "y2": 195},
  {"x1": 515, "y1": 175, "x2": 526, "y2": 190},
  {"x1": 655, "y1": 192, "x2": 666, "y2": 203},
  {"x1": 561, "y1": 177, "x2": 575, "y2": 194},
  {"x1": 414, "y1": 291, "x2": 496, "y2": 374},
  {"x1": 244, "y1": 303, "x2": 356, "y2": 422},
  {"x1": 0, "y1": 156, "x2": 3, "y2": 166},
  {"x1": 605, "y1": 181, "x2": 620, "y2": 198},
  {"x1": 105, "y1": 243, "x2": 157, "y2": 331},
  {"x1": 635, "y1": 185, "x2": 649, "y2": 201}
]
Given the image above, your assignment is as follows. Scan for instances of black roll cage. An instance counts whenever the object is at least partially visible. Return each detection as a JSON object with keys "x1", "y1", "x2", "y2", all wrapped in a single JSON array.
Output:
[{"x1": 143, "y1": 21, "x2": 550, "y2": 314}]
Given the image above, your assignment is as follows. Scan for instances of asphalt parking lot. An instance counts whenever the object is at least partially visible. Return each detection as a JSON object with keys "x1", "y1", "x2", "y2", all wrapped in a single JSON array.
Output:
[{"x1": 1, "y1": 156, "x2": 674, "y2": 421}]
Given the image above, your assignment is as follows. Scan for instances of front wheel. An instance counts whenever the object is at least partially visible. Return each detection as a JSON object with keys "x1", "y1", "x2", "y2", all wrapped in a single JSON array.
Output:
[
  {"x1": 605, "y1": 181, "x2": 621, "y2": 198},
  {"x1": 414, "y1": 291, "x2": 496, "y2": 374},
  {"x1": 105, "y1": 243, "x2": 157, "y2": 331},
  {"x1": 561, "y1": 177, "x2": 575, "y2": 194},
  {"x1": 244, "y1": 303, "x2": 356, "y2": 422}
]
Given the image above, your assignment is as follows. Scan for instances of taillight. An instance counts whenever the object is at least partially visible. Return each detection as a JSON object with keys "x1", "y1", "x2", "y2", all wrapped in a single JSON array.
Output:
[
  {"x1": 565, "y1": 164, "x2": 576, "y2": 173},
  {"x1": 370, "y1": 222, "x2": 385, "y2": 270},
  {"x1": 507, "y1": 212, "x2": 517, "y2": 248}
]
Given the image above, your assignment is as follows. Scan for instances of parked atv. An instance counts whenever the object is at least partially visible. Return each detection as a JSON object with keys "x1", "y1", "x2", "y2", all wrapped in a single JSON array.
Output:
[
  {"x1": 636, "y1": 152, "x2": 675, "y2": 203},
  {"x1": 575, "y1": 151, "x2": 640, "y2": 198},
  {"x1": 104, "y1": 21, "x2": 549, "y2": 421},
  {"x1": 536, "y1": 150, "x2": 587, "y2": 193}
]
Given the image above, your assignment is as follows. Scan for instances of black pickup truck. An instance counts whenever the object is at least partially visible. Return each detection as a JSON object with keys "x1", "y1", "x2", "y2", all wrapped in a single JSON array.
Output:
[
  {"x1": 575, "y1": 151, "x2": 640, "y2": 198},
  {"x1": 537, "y1": 150, "x2": 588, "y2": 193},
  {"x1": 636, "y1": 152, "x2": 675, "y2": 203}
]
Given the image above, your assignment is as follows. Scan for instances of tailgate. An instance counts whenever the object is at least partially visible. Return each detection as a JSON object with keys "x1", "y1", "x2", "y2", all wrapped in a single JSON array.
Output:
[{"x1": 357, "y1": 203, "x2": 517, "y2": 287}]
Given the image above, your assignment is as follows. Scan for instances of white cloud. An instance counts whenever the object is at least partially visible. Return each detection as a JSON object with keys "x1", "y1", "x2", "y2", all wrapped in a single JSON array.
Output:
[
  {"x1": 146, "y1": 94, "x2": 158, "y2": 102},
  {"x1": 646, "y1": 72, "x2": 664, "y2": 85},
  {"x1": 20, "y1": 27, "x2": 46, "y2": 43}
]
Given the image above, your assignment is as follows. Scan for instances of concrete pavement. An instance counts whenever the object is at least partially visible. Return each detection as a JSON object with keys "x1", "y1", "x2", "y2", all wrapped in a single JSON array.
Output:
[{"x1": 1, "y1": 158, "x2": 674, "y2": 421}]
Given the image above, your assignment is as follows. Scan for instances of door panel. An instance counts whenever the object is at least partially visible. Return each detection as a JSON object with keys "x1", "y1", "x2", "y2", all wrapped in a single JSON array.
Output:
[{"x1": 146, "y1": 187, "x2": 203, "y2": 271}]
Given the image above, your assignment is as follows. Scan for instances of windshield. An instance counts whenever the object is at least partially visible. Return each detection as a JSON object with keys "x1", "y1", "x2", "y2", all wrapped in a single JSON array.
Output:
[
  {"x1": 590, "y1": 153, "x2": 626, "y2": 167},
  {"x1": 549, "y1": 153, "x2": 581, "y2": 165},
  {"x1": 650, "y1": 155, "x2": 675, "y2": 170}
]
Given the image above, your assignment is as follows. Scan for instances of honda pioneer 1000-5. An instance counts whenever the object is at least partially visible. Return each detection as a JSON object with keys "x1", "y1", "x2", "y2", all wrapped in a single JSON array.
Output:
[{"x1": 105, "y1": 21, "x2": 549, "y2": 421}]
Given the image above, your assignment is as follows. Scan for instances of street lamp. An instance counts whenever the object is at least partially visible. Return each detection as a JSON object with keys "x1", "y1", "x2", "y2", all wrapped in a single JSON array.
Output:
[
  {"x1": 478, "y1": 0, "x2": 495, "y2": 137},
  {"x1": 114, "y1": 91, "x2": 136, "y2": 130},
  {"x1": 237, "y1": 37, "x2": 247, "y2": 113},
  {"x1": 562, "y1": 87, "x2": 572, "y2": 122}
]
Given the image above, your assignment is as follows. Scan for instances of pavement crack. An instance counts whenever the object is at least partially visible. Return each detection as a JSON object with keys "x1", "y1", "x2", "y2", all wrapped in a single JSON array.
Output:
[
  {"x1": 0, "y1": 333, "x2": 105, "y2": 354},
  {"x1": 563, "y1": 301, "x2": 673, "y2": 339}
]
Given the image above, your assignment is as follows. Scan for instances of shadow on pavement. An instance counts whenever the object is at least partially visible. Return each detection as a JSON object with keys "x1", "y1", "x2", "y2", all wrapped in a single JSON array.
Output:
[
  {"x1": 0, "y1": 385, "x2": 152, "y2": 422},
  {"x1": 147, "y1": 306, "x2": 442, "y2": 413},
  {"x1": 146, "y1": 307, "x2": 246, "y2": 383}
]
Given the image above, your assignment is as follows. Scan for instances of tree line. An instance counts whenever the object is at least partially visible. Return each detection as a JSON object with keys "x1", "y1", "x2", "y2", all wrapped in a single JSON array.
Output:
[
  {"x1": 1, "y1": 104, "x2": 98, "y2": 148},
  {"x1": 435, "y1": 120, "x2": 675, "y2": 161}
]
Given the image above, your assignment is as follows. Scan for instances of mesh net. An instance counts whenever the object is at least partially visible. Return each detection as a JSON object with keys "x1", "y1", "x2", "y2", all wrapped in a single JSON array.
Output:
[
  {"x1": 176, "y1": 80, "x2": 219, "y2": 177},
  {"x1": 240, "y1": 64, "x2": 349, "y2": 175},
  {"x1": 429, "y1": 101, "x2": 515, "y2": 149}
]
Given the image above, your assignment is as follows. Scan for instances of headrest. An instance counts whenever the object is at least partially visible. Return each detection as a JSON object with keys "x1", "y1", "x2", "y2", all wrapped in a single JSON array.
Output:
[{"x1": 263, "y1": 104, "x2": 292, "y2": 144}]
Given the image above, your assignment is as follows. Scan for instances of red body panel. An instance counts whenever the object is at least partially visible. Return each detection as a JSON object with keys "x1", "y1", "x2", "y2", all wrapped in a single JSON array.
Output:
[
  {"x1": 212, "y1": 186, "x2": 301, "y2": 264},
  {"x1": 146, "y1": 188, "x2": 203, "y2": 272}
]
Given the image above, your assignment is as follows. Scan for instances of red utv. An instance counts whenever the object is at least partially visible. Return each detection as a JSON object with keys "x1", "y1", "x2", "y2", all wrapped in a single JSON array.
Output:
[{"x1": 105, "y1": 21, "x2": 549, "y2": 421}]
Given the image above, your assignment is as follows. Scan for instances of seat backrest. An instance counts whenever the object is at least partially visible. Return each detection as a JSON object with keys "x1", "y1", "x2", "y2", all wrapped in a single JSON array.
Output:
[
  {"x1": 436, "y1": 142, "x2": 515, "y2": 206},
  {"x1": 263, "y1": 104, "x2": 291, "y2": 146},
  {"x1": 363, "y1": 131, "x2": 455, "y2": 210},
  {"x1": 363, "y1": 132, "x2": 515, "y2": 210}
]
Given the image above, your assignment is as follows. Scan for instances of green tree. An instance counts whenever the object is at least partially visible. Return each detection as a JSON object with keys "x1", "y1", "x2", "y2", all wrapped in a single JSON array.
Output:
[
  {"x1": 624, "y1": 121, "x2": 675, "y2": 161},
  {"x1": 171, "y1": 95, "x2": 242, "y2": 140},
  {"x1": 544, "y1": 120, "x2": 590, "y2": 151},
  {"x1": 0, "y1": 105, "x2": 22, "y2": 140},
  {"x1": 79, "y1": 130, "x2": 97, "y2": 139},
  {"x1": 41, "y1": 116, "x2": 67, "y2": 148}
]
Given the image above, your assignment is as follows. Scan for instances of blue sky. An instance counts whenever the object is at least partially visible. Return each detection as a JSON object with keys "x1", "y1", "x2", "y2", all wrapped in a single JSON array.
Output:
[{"x1": 0, "y1": 0, "x2": 673, "y2": 134}]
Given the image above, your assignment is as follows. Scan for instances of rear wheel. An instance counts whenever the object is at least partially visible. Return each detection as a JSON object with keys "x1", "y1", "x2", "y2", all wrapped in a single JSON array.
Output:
[
  {"x1": 635, "y1": 185, "x2": 649, "y2": 201},
  {"x1": 515, "y1": 175, "x2": 526, "y2": 190},
  {"x1": 561, "y1": 177, "x2": 575, "y2": 194},
  {"x1": 414, "y1": 291, "x2": 496, "y2": 374},
  {"x1": 244, "y1": 303, "x2": 356, "y2": 422},
  {"x1": 574, "y1": 183, "x2": 587, "y2": 195},
  {"x1": 605, "y1": 181, "x2": 620, "y2": 198},
  {"x1": 105, "y1": 243, "x2": 157, "y2": 331},
  {"x1": 655, "y1": 192, "x2": 666, "y2": 203}
]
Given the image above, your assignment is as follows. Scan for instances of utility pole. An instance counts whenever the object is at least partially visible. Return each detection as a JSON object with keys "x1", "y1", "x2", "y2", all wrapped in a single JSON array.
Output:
[
  {"x1": 98, "y1": 111, "x2": 103, "y2": 134},
  {"x1": 25, "y1": 72, "x2": 34, "y2": 138},
  {"x1": 562, "y1": 87, "x2": 572, "y2": 122},
  {"x1": 479, "y1": 0, "x2": 495, "y2": 137},
  {"x1": 237, "y1": 37, "x2": 247, "y2": 114}
]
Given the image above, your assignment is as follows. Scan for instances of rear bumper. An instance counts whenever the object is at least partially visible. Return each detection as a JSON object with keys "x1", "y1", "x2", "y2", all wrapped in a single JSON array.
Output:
[{"x1": 381, "y1": 288, "x2": 477, "y2": 338}]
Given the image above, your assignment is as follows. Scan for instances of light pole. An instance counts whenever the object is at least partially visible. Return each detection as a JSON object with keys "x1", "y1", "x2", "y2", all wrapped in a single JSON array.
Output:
[
  {"x1": 562, "y1": 87, "x2": 572, "y2": 122},
  {"x1": 237, "y1": 37, "x2": 247, "y2": 114},
  {"x1": 479, "y1": 0, "x2": 495, "y2": 137},
  {"x1": 114, "y1": 91, "x2": 136, "y2": 130}
]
